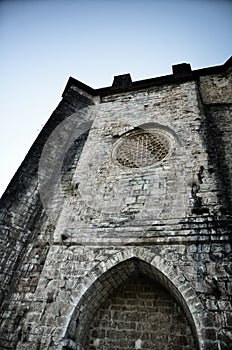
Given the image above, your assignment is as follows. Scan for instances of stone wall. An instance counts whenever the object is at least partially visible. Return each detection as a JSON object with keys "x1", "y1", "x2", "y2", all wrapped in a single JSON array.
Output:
[
  {"x1": 0, "y1": 60, "x2": 231, "y2": 350},
  {"x1": 85, "y1": 274, "x2": 196, "y2": 350},
  {"x1": 8, "y1": 242, "x2": 228, "y2": 350},
  {"x1": 199, "y1": 68, "x2": 232, "y2": 209},
  {"x1": 200, "y1": 70, "x2": 232, "y2": 104},
  {"x1": 0, "y1": 89, "x2": 94, "y2": 349}
]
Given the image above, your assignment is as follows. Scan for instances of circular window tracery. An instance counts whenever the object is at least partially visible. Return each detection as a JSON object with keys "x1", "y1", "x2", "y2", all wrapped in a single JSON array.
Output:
[{"x1": 113, "y1": 128, "x2": 173, "y2": 168}]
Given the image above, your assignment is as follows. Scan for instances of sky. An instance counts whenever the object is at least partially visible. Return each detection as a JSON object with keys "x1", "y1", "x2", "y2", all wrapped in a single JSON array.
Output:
[{"x1": 0, "y1": 0, "x2": 231, "y2": 197}]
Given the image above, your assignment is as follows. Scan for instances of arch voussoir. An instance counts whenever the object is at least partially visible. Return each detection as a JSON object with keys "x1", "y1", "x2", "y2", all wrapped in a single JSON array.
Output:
[{"x1": 60, "y1": 247, "x2": 204, "y2": 350}]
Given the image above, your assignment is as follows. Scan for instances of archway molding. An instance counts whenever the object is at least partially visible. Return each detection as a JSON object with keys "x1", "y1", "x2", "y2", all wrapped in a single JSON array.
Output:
[{"x1": 59, "y1": 247, "x2": 204, "y2": 350}]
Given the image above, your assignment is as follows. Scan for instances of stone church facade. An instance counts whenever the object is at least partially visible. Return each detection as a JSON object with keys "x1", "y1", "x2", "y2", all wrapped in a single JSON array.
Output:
[{"x1": 0, "y1": 57, "x2": 232, "y2": 349}]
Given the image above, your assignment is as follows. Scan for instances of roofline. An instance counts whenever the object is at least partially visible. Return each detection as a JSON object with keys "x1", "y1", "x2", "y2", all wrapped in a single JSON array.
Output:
[{"x1": 62, "y1": 56, "x2": 232, "y2": 98}]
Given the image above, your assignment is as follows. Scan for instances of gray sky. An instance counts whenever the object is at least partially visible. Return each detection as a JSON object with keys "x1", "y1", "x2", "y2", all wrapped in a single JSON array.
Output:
[{"x1": 0, "y1": 0, "x2": 231, "y2": 197}]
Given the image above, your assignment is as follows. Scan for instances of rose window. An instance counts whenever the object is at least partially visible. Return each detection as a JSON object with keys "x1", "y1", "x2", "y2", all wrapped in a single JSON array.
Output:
[{"x1": 113, "y1": 128, "x2": 172, "y2": 168}]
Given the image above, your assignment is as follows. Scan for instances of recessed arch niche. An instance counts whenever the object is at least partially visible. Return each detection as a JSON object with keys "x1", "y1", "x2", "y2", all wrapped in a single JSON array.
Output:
[{"x1": 62, "y1": 257, "x2": 200, "y2": 350}]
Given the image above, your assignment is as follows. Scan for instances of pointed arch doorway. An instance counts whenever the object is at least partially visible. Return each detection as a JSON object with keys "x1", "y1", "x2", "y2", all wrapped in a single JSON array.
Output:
[{"x1": 63, "y1": 258, "x2": 199, "y2": 350}]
